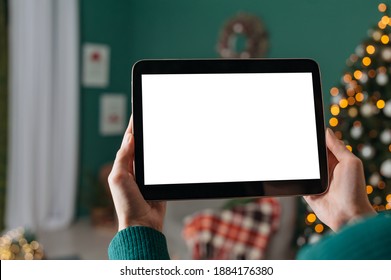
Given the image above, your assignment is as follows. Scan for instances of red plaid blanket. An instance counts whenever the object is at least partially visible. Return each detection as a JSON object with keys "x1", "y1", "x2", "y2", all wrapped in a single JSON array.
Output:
[{"x1": 182, "y1": 197, "x2": 280, "y2": 260}]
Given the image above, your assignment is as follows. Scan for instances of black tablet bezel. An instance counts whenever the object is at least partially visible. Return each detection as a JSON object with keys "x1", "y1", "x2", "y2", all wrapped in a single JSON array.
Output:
[{"x1": 132, "y1": 59, "x2": 328, "y2": 200}]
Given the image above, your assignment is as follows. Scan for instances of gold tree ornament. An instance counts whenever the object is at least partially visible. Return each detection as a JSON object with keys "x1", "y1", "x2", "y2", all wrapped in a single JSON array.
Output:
[{"x1": 217, "y1": 13, "x2": 268, "y2": 58}]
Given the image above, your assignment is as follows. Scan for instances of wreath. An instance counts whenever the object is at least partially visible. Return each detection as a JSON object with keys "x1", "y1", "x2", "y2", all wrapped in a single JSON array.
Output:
[{"x1": 217, "y1": 13, "x2": 268, "y2": 58}]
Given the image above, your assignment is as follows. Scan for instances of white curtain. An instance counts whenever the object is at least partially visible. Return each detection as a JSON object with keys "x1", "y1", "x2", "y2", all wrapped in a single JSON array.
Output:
[{"x1": 6, "y1": 0, "x2": 79, "y2": 231}]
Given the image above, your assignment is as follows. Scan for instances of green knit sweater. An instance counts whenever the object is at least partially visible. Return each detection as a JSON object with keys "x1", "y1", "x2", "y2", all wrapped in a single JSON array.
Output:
[
  {"x1": 108, "y1": 212, "x2": 391, "y2": 260},
  {"x1": 108, "y1": 226, "x2": 170, "y2": 260}
]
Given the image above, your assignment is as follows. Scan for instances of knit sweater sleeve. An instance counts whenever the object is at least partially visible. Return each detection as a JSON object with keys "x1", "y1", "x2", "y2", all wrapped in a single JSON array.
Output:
[
  {"x1": 297, "y1": 212, "x2": 391, "y2": 260},
  {"x1": 108, "y1": 226, "x2": 170, "y2": 260}
]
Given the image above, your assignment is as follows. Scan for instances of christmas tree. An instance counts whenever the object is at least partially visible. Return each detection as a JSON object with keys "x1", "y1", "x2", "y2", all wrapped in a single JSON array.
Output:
[
  {"x1": 329, "y1": 2, "x2": 391, "y2": 212},
  {"x1": 299, "y1": 2, "x2": 391, "y2": 246}
]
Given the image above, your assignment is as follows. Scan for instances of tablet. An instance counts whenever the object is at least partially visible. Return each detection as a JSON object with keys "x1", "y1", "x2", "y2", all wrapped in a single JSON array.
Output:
[{"x1": 132, "y1": 59, "x2": 328, "y2": 200}]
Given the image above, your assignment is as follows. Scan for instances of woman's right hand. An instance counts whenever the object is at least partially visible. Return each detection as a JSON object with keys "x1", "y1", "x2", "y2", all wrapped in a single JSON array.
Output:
[{"x1": 304, "y1": 128, "x2": 376, "y2": 232}]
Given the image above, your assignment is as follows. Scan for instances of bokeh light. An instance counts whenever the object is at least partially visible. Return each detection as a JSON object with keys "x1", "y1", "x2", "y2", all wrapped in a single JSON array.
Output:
[
  {"x1": 362, "y1": 56, "x2": 372, "y2": 66},
  {"x1": 379, "y1": 3, "x2": 387, "y2": 12},
  {"x1": 330, "y1": 87, "x2": 339, "y2": 96},
  {"x1": 366, "y1": 44, "x2": 376, "y2": 54},
  {"x1": 377, "y1": 99, "x2": 386, "y2": 109},
  {"x1": 355, "y1": 92, "x2": 364, "y2": 102},
  {"x1": 306, "y1": 213, "x2": 317, "y2": 223},
  {"x1": 330, "y1": 105, "x2": 340, "y2": 116},
  {"x1": 329, "y1": 117, "x2": 338, "y2": 127},
  {"x1": 381, "y1": 35, "x2": 390, "y2": 44},
  {"x1": 314, "y1": 224, "x2": 324, "y2": 233},
  {"x1": 339, "y1": 98, "x2": 348, "y2": 108}
]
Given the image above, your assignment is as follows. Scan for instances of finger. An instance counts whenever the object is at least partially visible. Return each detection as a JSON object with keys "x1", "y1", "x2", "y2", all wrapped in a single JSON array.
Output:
[
  {"x1": 121, "y1": 114, "x2": 133, "y2": 148},
  {"x1": 327, "y1": 148, "x2": 338, "y2": 174},
  {"x1": 128, "y1": 133, "x2": 135, "y2": 176},
  {"x1": 326, "y1": 128, "x2": 351, "y2": 162},
  {"x1": 130, "y1": 114, "x2": 133, "y2": 134},
  {"x1": 125, "y1": 114, "x2": 133, "y2": 135},
  {"x1": 121, "y1": 130, "x2": 132, "y2": 149},
  {"x1": 113, "y1": 133, "x2": 135, "y2": 174}
]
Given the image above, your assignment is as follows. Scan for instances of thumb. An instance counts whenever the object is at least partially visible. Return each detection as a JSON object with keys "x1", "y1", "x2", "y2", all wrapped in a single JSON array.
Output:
[{"x1": 326, "y1": 128, "x2": 350, "y2": 162}]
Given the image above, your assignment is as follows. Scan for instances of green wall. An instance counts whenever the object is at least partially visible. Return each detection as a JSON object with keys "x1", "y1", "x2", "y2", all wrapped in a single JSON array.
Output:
[{"x1": 78, "y1": 0, "x2": 385, "y2": 215}]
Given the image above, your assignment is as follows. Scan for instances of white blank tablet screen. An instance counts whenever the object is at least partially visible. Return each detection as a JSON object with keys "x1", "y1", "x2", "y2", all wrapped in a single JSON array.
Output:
[{"x1": 141, "y1": 73, "x2": 320, "y2": 185}]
